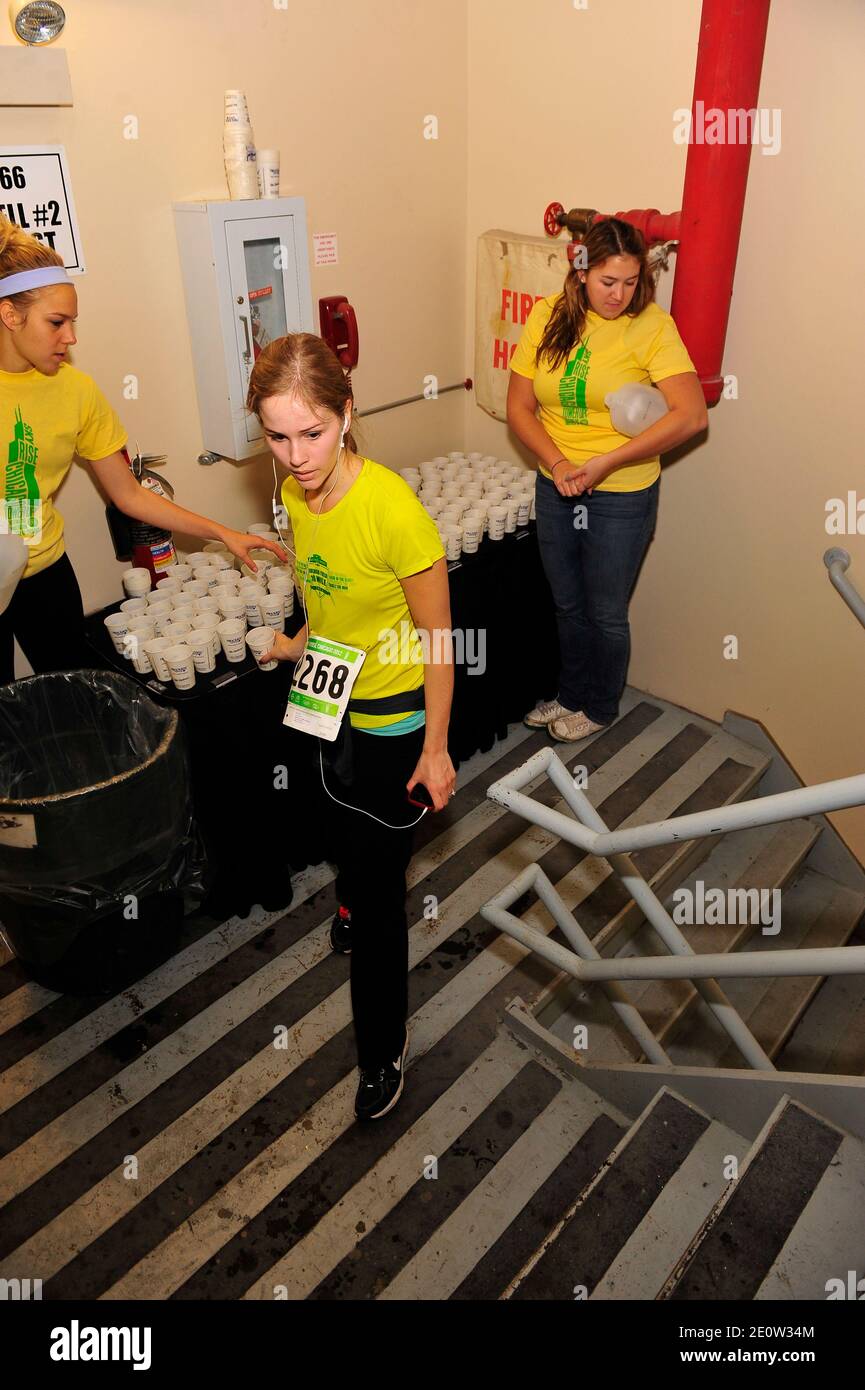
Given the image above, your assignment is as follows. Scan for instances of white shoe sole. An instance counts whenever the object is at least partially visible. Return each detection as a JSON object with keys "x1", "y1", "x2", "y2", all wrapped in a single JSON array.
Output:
[{"x1": 357, "y1": 1031, "x2": 409, "y2": 1121}]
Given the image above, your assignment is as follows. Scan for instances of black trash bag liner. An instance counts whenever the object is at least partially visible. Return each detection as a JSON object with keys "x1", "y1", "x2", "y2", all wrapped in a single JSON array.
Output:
[{"x1": 0, "y1": 669, "x2": 207, "y2": 969}]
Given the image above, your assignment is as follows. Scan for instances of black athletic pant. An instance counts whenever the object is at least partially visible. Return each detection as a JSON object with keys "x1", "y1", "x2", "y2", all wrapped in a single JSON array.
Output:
[
  {"x1": 0, "y1": 552, "x2": 88, "y2": 686},
  {"x1": 322, "y1": 724, "x2": 426, "y2": 1071}
]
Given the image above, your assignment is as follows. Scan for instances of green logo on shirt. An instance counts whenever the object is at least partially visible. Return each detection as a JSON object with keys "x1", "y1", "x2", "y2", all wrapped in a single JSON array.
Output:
[
  {"x1": 559, "y1": 342, "x2": 592, "y2": 425},
  {"x1": 296, "y1": 551, "x2": 354, "y2": 598},
  {"x1": 3, "y1": 405, "x2": 42, "y2": 540}
]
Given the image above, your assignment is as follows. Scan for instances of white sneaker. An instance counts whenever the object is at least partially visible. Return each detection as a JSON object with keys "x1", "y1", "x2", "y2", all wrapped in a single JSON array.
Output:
[
  {"x1": 524, "y1": 698, "x2": 576, "y2": 729},
  {"x1": 549, "y1": 711, "x2": 606, "y2": 742}
]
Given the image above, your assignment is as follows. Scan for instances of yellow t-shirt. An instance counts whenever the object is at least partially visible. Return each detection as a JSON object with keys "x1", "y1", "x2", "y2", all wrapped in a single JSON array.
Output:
[
  {"x1": 1, "y1": 362, "x2": 127, "y2": 577},
  {"x1": 510, "y1": 297, "x2": 696, "y2": 493},
  {"x1": 281, "y1": 457, "x2": 445, "y2": 731}
]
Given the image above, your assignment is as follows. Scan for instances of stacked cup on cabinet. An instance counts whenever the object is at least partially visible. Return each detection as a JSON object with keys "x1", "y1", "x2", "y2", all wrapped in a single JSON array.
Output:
[{"x1": 224, "y1": 89, "x2": 259, "y2": 200}]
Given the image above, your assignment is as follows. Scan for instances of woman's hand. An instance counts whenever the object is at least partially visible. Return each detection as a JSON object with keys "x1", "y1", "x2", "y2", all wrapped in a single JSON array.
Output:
[
  {"x1": 258, "y1": 630, "x2": 304, "y2": 664},
  {"x1": 220, "y1": 529, "x2": 289, "y2": 571},
  {"x1": 408, "y1": 748, "x2": 456, "y2": 812},
  {"x1": 553, "y1": 455, "x2": 608, "y2": 498}
]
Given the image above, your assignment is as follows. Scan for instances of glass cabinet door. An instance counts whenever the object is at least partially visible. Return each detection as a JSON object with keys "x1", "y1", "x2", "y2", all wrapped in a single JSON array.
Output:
[{"x1": 225, "y1": 215, "x2": 304, "y2": 445}]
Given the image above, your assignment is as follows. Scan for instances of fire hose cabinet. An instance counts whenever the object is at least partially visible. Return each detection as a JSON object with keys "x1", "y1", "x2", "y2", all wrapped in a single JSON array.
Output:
[{"x1": 173, "y1": 198, "x2": 314, "y2": 461}]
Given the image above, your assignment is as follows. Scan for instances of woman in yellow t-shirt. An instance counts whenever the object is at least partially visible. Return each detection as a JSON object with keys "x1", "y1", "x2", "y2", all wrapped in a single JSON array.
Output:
[
  {"x1": 247, "y1": 333, "x2": 455, "y2": 1123},
  {"x1": 508, "y1": 217, "x2": 707, "y2": 742},
  {"x1": 0, "y1": 218, "x2": 285, "y2": 684}
]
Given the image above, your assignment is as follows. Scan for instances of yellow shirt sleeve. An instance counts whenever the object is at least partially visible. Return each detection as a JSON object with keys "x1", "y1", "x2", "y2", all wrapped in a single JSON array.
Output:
[
  {"x1": 379, "y1": 480, "x2": 445, "y2": 579},
  {"x1": 509, "y1": 298, "x2": 552, "y2": 380},
  {"x1": 640, "y1": 313, "x2": 697, "y2": 383},
  {"x1": 76, "y1": 375, "x2": 128, "y2": 461}
]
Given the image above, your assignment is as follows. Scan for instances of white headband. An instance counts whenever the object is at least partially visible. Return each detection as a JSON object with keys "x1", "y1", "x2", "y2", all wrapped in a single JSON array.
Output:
[{"x1": 0, "y1": 266, "x2": 71, "y2": 297}]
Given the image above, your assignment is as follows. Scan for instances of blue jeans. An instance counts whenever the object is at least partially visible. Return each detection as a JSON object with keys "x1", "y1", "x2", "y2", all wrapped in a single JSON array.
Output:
[{"x1": 535, "y1": 472, "x2": 659, "y2": 725}]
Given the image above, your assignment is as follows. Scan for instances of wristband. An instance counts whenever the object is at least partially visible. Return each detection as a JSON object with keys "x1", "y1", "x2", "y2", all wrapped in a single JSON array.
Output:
[{"x1": 550, "y1": 458, "x2": 569, "y2": 472}]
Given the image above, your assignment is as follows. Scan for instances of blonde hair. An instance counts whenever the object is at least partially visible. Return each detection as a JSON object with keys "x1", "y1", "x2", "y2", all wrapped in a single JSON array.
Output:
[{"x1": 0, "y1": 215, "x2": 65, "y2": 315}]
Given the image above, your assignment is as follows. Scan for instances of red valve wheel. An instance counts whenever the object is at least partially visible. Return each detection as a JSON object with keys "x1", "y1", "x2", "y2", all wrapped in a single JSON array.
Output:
[{"x1": 544, "y1": 202, "x2": 565, "y2": 237}]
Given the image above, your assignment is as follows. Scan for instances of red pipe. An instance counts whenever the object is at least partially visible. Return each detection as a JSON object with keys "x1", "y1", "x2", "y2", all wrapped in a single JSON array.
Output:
[{"x1": 669, "y1": 0, "x2": 772, "y2": 404}]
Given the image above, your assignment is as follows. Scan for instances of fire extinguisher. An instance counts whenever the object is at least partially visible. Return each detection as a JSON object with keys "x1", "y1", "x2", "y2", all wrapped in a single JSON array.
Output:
[{"x1": 105, "y1": 447, "x2": 177, "y2": 584}]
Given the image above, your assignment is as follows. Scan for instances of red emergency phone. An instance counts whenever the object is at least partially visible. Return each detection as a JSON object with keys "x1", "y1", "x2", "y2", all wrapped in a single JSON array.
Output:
[{"x1": 319, "y1": 296, "x2": 359, "y2": 369}]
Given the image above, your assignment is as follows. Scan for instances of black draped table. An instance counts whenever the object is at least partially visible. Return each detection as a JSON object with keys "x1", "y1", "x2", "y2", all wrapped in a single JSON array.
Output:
[{"x1": 84, "y1": 525, "x2": 559, "y2": 918}]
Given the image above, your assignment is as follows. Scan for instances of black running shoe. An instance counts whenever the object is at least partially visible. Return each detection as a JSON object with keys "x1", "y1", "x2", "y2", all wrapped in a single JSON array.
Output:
[
  {"x1": 330, "y1": 905, "x2": 352, "y2": 955},
  {"x1": 354, "y1": 1031, "x2": 409, "y2": 1122}
]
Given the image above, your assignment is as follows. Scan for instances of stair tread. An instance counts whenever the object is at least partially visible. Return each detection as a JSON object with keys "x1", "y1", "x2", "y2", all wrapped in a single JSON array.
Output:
[
  {"x1": 755, "y1": 1133, "x2": 865, "y2": 1299},
  {"x1": 663, "y1": 1099, "x2": 844, "y2": 1300},
  {"x1": 775, "y1": 922, "x2": 865, "y2": 1073},
  {"x1": 590, "y1": 1117, "x2": 749, "y2": 1300},
  {"x1": 510, "y1": 1090, "x2": 710, "y2": 1300},
  {"x1": 625, "y1": 818, "x2": 820, "y2": 1045},
  {"x1": 669, "y1": 870, "x2": 865, "y2": 1069}
]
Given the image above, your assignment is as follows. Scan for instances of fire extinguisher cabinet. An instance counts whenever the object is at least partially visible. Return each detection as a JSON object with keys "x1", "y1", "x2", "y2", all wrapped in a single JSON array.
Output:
[{"x1": 173, "y1": 198, "x2": 315, "y2": 461}]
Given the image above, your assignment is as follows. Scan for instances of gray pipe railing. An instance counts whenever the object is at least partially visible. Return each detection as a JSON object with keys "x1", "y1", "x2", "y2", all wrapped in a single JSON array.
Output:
[
  {"x1": 824, "y1": 548, "x2": 865, "y2": 630},
  {"x1": 481, "y1": 746, "x2": 865, "y2": 1070}
]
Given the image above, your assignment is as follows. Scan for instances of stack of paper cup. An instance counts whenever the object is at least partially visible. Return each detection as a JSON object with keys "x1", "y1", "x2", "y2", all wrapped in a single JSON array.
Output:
[{"x1": 224, "y1": 90, "x2": 259, "y2": 200}]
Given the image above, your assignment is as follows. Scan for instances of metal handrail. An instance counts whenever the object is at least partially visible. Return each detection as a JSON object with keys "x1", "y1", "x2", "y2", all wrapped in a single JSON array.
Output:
[
  {"x1": 481, "y1": 747, "x2": 865, "y2": 1070},
  {"x1": 825, "y1": 548, "x2": 865, "y2": 630}
]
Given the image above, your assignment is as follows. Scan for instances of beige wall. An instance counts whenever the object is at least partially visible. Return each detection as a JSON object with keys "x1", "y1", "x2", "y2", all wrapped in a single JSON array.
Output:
[
  {"x1": 465, "y1": 0, "x2": 865, "y2": 863},
  {"x1": 2, "y1": 0, "x2": 468, "y2": 658},
  {"x1": 4, "y1": 0, "x2": 864, "y2": 861}
]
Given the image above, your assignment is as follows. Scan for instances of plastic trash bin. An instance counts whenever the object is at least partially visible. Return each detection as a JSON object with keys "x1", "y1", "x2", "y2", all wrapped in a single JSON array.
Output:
[{"x1": 0, "y1": 669, "x2": 205, "y2": 991}]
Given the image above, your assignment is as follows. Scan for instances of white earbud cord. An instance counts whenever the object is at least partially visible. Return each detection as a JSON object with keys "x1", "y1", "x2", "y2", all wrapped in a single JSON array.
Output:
[{"x1": 272, "y1": 426, "x2": 427, "y2": 831}]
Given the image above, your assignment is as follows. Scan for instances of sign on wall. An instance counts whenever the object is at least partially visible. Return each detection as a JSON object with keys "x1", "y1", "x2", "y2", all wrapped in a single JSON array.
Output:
[
  {"x1": 0, "y1": 146, "x2": 84, "y2": 273},
  {"x1": 475, "y1": 229, "x2": 569, "y2": 420}
]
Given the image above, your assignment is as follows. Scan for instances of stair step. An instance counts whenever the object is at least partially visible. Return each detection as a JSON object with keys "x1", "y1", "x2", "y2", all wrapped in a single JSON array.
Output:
[
  {"x1": 669, "y1": 870, "x2": 865, "y2": 1069},
  {"x1": 625, "y1": 818, "x2": 820, "y2": 1059},
  {"x1": 755, "y1": 1132, "x2": 865, "y2": 1299},
  {"x1": 508, "y1": 1089, "x2": 710, "y2": 1300},
  {"x1": 543, "y1": 818, "x2": 819, "y2": 1067},
  {"x1": 378, "y1": 1061, "x2": 626, "y2": 1300},
  {"x1": 449, "y1": 1111, "x2": 625, "y2": 1300},
  {"x1": 590, "y1": 1117, "x2": 749, "y2": 1300},
  {"x1": 775, "y1": 922, "x2": 865, "y2": 1073},
  {"x1": 660, "y1": 1098, "x2": 845, "y2": 1300},
  {"x1": 307, "y1": 1056, "x2": 563, "y2": 1300}
]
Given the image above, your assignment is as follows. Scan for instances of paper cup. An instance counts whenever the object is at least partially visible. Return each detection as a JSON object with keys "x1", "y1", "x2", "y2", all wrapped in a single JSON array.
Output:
[
  {"x1": 247, "y1": 523, "x2": 275, "y2": 536},
  {"x1": 187, "y1": 628, "x2": 217, "y2": 674},
  {"x1": 185, "y1": 552, "x2": 212, "y2": 569},
  {"x1": 103, "y1": 612, "x2": 130, "y2": 653},
  {"x1": 182, "y1": 580, "x2": 209, "y2": 599},
  {"x1": 461, "y1": 519, "x2": 481, "y2": 553},
  {"x1": 505, "y1": 502, "x2": 519, "y2": 534},
  {"x1": 242, "y1": 591, "x2": 265, "y2": 626},
  {"x1": 164, "y1": 563, "x2": 193, "y2": 583},
  {"x1": 128, "y1": 634, "x2": 154, "y2": 675},
  {"x1": 217, "y1": 618, "x2": 247, "y2": 663},
  {"x1": 488, "y1": 505, "x2": 507, "y2": 540},
  {"x1": 443, "y1": 527, "x2": 463, "y2": 561},
  {"x1": 170, "y1": 604, "x2": 196, "y2": 625},
  {"x1": 154, "y1": 577, "x2": 181, "y2": 598},
  {"x1": 246, "y1": 626, "x2": 278, "y2": 671},
  {"x1": 143, "y1": 637, "x2": 172, "y2": 682},
  {"x1": 218, "y1": 594, "x2": 248, "y2": 626},
  {"x1": 164, "y1": 643, "x2": 196, "y2": 691},
  {"x1": 119, "y1": 597, "x2": 149, "y2": 619},
  {"x1": 257, "y1": 149, "x2": 280, "y2": 198},
  {"x1": 448, "y1": 451, "x2": 465, "y2": 462},
  {"x1": 122, "y1": 568, "x2": 151, "y2": 598},
  {"x1": 517, "y1": 497, "x2": 532, "y2": 527},
  {"x1": 193, "y1": 567, "x2": 222, "y2": 592},
  {"x1": 127, "y1": 616, "x2": 156, "y2": 641},
  {"x1": 194, "y1": 615, "x2": 223, "y2": 663},
  {"x1": 259, "y1": 594, "x2": 286, "y2": 632},
  {"x1": 152, "y1": 610, "x2": 177, "y2": 637},
  {"x1": 161, "y1": 618, "x2": 192, "y2": 642}
]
